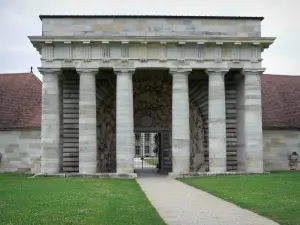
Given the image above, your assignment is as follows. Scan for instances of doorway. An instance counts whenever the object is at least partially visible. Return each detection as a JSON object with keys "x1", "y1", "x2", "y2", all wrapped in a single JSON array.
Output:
[{"x1": 134, "y1": 132, "x2": 161, "y2": 172}]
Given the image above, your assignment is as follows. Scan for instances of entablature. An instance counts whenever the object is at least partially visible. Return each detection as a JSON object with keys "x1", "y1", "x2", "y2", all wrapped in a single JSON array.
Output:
[{"x1": 29, "y1": 36, "x2": 275, "y2": 67}]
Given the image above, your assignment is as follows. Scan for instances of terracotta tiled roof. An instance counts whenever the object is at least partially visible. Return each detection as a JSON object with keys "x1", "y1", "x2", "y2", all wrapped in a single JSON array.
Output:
[
  {"x1": 262, "y1": 74, "x2": 300, "y2": 129},
  {"x1": 0, "y1": 73, "x2": 42, "y2": 129}
]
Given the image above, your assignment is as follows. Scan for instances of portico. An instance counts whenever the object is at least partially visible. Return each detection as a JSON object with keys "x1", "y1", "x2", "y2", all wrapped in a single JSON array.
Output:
[{"x1": 30, "y1": 15, "x2": 275, "y2": 177}]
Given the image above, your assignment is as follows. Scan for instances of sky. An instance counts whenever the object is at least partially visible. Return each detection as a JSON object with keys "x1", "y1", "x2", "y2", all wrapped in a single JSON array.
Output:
[{"x1": 0, "y1": 0, "x2": 299, "y2": 79}]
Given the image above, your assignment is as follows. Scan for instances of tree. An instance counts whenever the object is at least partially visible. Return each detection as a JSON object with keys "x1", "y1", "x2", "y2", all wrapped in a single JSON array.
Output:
[{"x1": 153, "y1": 133, "x2": 159, "y2": 156}]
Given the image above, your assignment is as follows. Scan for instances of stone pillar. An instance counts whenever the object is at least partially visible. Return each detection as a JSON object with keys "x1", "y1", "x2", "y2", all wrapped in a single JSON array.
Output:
[
  {"x1": 206, "y1": 69, "x2": 228, "y2": 173},
  {"x1": 115, "y1": 69, "x2": 135, "y2": 174},
  {"x1": 77, "y1": 69, "x2": 98, "y2": 174},
  {"x1": 236, "y1": 73, "x2": 246, "y2": 171},
  {"x1": 242, "y1": 69, "x2": 265, "y2": 172},
  {"x1": 170, "y1": 69, "x2": 191, "y2": 173},
  {"x1": 38, "y1": 68, "x2": 61, "y2": 174}
]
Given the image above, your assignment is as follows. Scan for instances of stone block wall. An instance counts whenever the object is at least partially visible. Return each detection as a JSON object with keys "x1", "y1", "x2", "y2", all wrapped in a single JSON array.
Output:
[
  {"x1": 0, "y1": 129, "x2": 41, "y2": 173},
  {"x1": 189, "y1": 73, "x2": 238, "y2": 172},
  {"x1": 189, "y1": 78, "x2": 207, "y2": 171},
  {"x1": 263, "y1": 129, "x2": 300, "y2": 170},
  {"x1": 96, "y1": 76, "x2": 116, "y2": 173},
  {"x1": 225, "y1": 77, "x2": 238, "y2": 171},
  {"x1": 42, "y1": 17, "x2": 261, "y2": 37},
  {"x1": 60, "y1": 72, "x2": 80, "y2": 173}
]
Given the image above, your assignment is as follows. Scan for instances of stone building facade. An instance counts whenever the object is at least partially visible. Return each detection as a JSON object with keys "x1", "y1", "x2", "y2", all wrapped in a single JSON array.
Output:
[{"x1": 29, "y1": 15, "x2": 276, "y2": 176}]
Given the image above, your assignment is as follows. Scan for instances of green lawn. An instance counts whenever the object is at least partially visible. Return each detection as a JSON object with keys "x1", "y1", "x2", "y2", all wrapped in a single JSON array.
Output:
[
  {"x1": 179, "y1": 171, "x2": 300, "y2": 225},
  {"x1": 144, "y1": 158, "x2": 158, "y2": 166},
  {"x1": 0, "y1": 174, "x2": 165, "y2": 225}
]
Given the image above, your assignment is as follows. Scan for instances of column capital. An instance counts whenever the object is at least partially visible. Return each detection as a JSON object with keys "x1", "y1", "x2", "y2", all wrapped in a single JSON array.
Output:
[
  {"x1": 205, "y1": 68, "x2": 229, "y2": 76},
  {"x1": 241, "y1": 68, "x2": 265, "y2": 76},
  {"x1": 38, "y1": 67, "x2": 61, "y2": 76},
  {"x1": 76, "y1": 68, "x2": 99, "y2": 76},
  {"x1": 169, "y1": 68, "x2": 192, "y2": 76},
  {"x1": 114, "y1": 68, "x2": 135, "y2": 76}
]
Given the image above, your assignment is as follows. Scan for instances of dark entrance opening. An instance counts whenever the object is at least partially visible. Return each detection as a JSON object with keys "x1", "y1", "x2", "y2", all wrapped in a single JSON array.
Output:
[{"x1": 134, "y1": 132, "x2": 161, "y2": 172}]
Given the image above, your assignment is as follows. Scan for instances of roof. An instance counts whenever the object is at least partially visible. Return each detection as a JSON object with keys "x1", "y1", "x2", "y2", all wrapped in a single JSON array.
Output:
[
  {"x1": 39, "y1": 15, "x2": 264, "y2": 21},
  {"x1": 262, "y1": 74, "x2": 300, "y2": 130},
  {"x1": 0, "y1": 73, "x2": 42, "y2": 129}
]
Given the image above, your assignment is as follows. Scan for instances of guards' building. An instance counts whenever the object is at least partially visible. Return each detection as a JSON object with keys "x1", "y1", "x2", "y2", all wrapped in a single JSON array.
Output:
[{"x1": 28, "y1": 15, "x2": 276, "y2": 176}]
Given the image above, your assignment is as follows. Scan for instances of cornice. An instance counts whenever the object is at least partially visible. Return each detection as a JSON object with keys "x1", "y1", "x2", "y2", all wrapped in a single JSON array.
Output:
[
  {"x1": 38, "y1": 67, "x2": 61, "y2": 75},
  {"x1": 29, "y1": 36, "x2": 276, "y2": 49},
  {"x1": 242, "y1": 68, "x2": 266, "y2": 75},
  {"x1": 76, "y1": 68, "x2": 99, "y2": 75},
  {"x1": 113, "y1": 68, "x2": 136, "y2": 75},
  {"x1": 205, "y1": 68, "x2": 229, "y2": 76}
]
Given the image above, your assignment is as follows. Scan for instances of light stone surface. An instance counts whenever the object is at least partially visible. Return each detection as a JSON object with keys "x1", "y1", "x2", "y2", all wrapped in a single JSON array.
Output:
[
  {"x1": 243, "y1": 70, "x2": 264, "y2": 172},
  {"x1": 207, "y1": 70, "x2": 227, "y2": 172},
  {"x1": 170, "y1": 70, "x2": 191, "y2": 173},
  {"x1": 263, "y1": 130, "x2": 300, "y2": 170},
  {"x1": 78, "y1": 69, "x2": 98, "y2": 174},
  {"x1": 39, "y1": 68, "x2": 61, "y2": 174},
  {"x1": 42, "y1": 17, "x2": 261, "y2": 37},
  {"x1": 116, "y1": 69, "x2": 135, "y2": 173},
  {"x1": 0, "y1": 129, "x2": 41, "y2": 173},
  {"x1": 137, "y1": 174, "x2": 279, "y2": 225}
]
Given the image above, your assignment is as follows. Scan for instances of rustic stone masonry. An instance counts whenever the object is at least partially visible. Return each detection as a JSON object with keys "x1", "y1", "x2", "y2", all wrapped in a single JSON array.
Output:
[
  {"x1": 60, "y1": 73, "x2": 79, "y2": 173},
  {"x1": 189, "y1": 78, "x2": 206, "y2": 172},
  {"x1": 133, "y1": 71, "x2": 172, "y2": 171},
  {"x1": 96, "y1": 77, "x2": 116, "y2": 173}
]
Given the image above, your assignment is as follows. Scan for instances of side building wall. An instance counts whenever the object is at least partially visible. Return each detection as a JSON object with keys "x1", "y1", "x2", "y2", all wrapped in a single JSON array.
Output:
[
  {"x1": 0, "y1": 129, "x2": 41, "y2": 173},
  {"x1": 263, "y1": 129, "x2": 300, "y2": 170},
  {"x1": 0, "y1": 129, "x2": 300, "y2": 173}
]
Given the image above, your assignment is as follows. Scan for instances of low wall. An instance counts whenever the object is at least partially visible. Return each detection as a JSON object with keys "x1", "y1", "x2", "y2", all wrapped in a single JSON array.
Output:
[
  {"x1": 0, "y1": 129, "x2": 41, "y2": 173},
  {"x1": 263, "y1": 129, "x2": 300, "y2": 171}
]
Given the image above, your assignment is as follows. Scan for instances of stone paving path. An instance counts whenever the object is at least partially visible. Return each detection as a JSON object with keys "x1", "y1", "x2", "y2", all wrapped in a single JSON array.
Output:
[{"x1": 137, "y1": 171, "x2": 279, "y2": 225}]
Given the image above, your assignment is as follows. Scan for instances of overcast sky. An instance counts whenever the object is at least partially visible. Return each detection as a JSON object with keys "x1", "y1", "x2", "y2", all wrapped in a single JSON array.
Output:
[{"x1": 0, "y1": 0, "x2": 299, "y2": 78}]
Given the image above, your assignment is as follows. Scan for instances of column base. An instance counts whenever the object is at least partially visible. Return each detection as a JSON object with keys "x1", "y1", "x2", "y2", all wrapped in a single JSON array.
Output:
[
  {"x1": 168, "y1": 171, "x2": 269, "y2": 178},
  {"x1": 33, "y1": 172, "x2": 137, "y2": 179}
]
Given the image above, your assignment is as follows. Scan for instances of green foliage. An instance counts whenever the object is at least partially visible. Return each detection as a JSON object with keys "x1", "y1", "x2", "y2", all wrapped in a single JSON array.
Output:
[
  {"x1": 179, "y1": 171, "x2": 300, "y2": 225},
  {"x1": 0, "y1": 174, "x2": 165, "y2": 225},
  {"x1": 144, "y1": 158, "x2": 158, "y2": 166},
  {"x1": 153, "y1": 133, "x2": 159, "y2": 154}
]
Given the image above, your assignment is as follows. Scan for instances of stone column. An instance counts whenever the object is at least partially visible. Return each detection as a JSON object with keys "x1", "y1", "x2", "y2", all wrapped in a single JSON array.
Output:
[
  {"x1": 242, "y1": 69, "x2": 265, "y2": 172},
  {"x1": 170, "y1": 69, "x2": 191, "y2": 173},
  {"x1": 77, "y1": 69, "x2": 98, "y2": 174},
  {"x1": 206, "y1": 69, "x2": 228, "y2": 173},
  {"x1": 38, "y1": 68, "x2": 61, "y2": 174},
  {"x1": 115, "y1": 69, "x2": 135, "y2": 174},
  {"x1": 236, "y1": 73, "x2": 246, "y2": 171}
]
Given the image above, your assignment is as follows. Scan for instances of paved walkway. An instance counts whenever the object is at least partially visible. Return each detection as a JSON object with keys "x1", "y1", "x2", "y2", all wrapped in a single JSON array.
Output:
[{"x1": 137, "y1": 171, "x2": 279, "y2": 225}]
